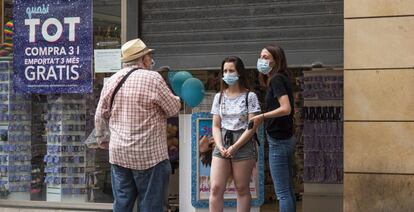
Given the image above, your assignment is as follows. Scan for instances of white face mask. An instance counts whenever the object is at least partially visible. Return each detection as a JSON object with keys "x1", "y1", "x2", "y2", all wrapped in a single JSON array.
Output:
[
  {"x1": 222, "y1": 72, "x2": 239, "y2": 85},
  {"x1": 150, "y1": 59, "x2": 155, "y2": 70}
]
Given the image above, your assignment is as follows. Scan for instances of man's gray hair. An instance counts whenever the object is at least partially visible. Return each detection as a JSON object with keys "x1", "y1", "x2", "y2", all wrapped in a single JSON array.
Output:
[{"x1": 123, "y1": 57, "x2": 144, "y2": 68}]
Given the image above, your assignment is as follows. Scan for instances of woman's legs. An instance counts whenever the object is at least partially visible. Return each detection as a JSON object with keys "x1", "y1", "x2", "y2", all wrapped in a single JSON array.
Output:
[
  {"x1": 268, "y1": 136, "x2": 297, "y2": 212},
  {"x1": 232, "y1": 158, "x2": 256, "y2": 212},
  {"x1": 209, "y1": 157, "x2": 232, "y2": 212}
]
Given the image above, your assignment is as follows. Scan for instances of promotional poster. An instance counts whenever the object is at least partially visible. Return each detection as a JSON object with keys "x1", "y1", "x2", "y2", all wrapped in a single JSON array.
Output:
[{"x1": 13, "y1": 0, "x2": 92, "y2": 93}]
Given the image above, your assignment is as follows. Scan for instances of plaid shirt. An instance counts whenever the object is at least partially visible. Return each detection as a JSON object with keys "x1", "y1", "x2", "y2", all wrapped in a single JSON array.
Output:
[{"x1": 95, "y1": 67, "x2": 181, "y2": 170}]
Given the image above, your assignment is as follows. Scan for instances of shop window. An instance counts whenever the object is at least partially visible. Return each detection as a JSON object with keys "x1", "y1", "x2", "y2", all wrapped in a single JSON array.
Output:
[
  {"x1": 0, "y1": 0, "x2": 121, "y2": 204},
  {"x1": 93, "y1": 0, "x2": 121, "y2": 50}
]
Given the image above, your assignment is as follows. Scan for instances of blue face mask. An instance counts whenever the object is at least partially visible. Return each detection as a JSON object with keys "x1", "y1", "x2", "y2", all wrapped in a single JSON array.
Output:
[
  {"x1": 257, "y1": 58, "x2": 271, "y2": 74},
  {"x1": 223, "y1": 72, "x2": 239, "y2": 85}
]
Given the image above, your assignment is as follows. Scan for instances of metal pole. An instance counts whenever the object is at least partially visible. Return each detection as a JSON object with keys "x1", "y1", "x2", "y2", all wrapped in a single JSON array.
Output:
[
  {"x1": 120, "y1": 0, "x2": 127, "y2": 44},
  {"x1": 121, "y1": 0, "x2": 139, "y2": 45}
]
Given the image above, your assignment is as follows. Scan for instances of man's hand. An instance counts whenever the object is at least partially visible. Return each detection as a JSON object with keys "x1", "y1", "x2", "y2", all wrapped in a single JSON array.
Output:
[{"x1": 99, "y1": 142, "x2": 109, "y2": 149}]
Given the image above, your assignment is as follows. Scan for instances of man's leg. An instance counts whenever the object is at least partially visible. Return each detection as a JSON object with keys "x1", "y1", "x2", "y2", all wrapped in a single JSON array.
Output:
[
  {"x1": 111, "y1": 164, "x2": 138, "y2": 212},
  {"x1": 133, "y1": 159, "x2": 171, "y2": 212}
]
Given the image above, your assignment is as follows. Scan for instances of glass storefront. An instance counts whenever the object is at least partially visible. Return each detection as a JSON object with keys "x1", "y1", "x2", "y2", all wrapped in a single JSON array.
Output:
[
  {"x1": 0, "y1": 0, "x2": 121, "y2": 204},
  {"x1": 0, "y1": 1, "x2": 343, "y2": 211}
]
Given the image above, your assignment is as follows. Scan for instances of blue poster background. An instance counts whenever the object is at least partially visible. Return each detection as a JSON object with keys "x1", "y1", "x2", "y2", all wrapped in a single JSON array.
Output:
[{"x1": 13, "y1": 0, "x2": 93, "y2": 93}]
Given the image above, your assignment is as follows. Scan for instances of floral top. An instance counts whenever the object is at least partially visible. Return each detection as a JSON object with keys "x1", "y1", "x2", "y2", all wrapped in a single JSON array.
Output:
[{"x1": 211, "y1": 92, "x2": 261, "y2": 131}]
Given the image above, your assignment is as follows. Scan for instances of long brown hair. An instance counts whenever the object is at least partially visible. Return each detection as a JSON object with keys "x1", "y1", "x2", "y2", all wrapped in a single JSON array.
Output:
[
  {"x1": 258, "y1": 45, "x2": 290, "y2": 87},
  {"x1": 220, "y1": 56, "x2": 250, "y2": 92}
]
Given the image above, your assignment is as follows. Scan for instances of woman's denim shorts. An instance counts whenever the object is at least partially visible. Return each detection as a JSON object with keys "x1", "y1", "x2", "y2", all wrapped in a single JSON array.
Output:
[{"x1": 212, "y1": 128, "x2": 257, "y2": 161}]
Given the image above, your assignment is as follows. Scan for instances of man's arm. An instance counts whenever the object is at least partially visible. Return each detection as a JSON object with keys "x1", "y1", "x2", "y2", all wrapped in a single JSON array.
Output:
[
  {"x1": 155, "y1": 75, "x2": 181, "y2": 117},
  {"x1": 94, "y1": 82, "x2": 111, "y2": 147}
]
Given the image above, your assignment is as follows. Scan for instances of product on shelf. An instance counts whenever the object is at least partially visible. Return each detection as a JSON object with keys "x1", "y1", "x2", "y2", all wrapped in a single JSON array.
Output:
[
  {"x1": 0, "y1": 59, "x2": 32, "y2": 200},
  {"x1": 0, "y1": 21, "x2": 14, "y2": 57},
  {"x1": 44, "y1": 94, "x2": 88, "y2": 201},
  {"x1": 301, "y1": 69, "x2": 344, "y2": 184}
]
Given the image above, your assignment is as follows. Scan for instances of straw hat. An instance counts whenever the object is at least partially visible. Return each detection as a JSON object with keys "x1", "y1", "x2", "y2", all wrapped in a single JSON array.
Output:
[{"x1": 121, "y1": 38, "x2": 154, "y2": 62}]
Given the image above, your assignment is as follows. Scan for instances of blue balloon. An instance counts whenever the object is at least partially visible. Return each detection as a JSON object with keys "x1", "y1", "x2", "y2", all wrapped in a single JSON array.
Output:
[
  {"x1": 181, "y1": 78, "x2": 205, "y2": 107},
  {"x1": 172, "y1": 71, "x2": 193, "y2": 96},
  {"x1": 168, "y1": 71, "x2": 177, "y2": 85}
]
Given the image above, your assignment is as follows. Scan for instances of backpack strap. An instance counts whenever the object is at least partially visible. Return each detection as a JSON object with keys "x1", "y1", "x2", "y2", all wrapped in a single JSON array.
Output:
[
  {"x1": 109, "y1": 68, "x2": 138, "y2": 111},
  {"x1": 245, "y1": 91, "x2": 249, "y2": 113},
  {"x1": 218, "y1": 91, "x2": 223, "y2": 105}
]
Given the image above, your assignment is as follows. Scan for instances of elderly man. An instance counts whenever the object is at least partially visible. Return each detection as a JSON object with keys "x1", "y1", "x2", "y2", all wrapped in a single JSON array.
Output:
[{"x1": 95, "y1": 38, "x2": 181, "y2": 212}]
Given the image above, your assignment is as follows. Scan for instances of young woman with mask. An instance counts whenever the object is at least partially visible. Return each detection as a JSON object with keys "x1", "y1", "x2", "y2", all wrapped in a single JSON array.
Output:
[
  {"x1": 250, "y1": 45, "x2": 297, "y2": 212},
  {"x1": 209, "y1": 56, "x2": 261, "y2": 212}
]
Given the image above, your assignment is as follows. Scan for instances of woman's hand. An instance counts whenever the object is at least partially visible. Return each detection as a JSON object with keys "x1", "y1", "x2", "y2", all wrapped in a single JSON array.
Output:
[
  {"x1": 225, "y1": 145, "x2": 238, "y2": 158},
  {"x1": 218, "y1": 145, "x2": 228, "y2": 156},
  {"x1": 250, "y1": 114, "x2": 265, "y2": 128}
]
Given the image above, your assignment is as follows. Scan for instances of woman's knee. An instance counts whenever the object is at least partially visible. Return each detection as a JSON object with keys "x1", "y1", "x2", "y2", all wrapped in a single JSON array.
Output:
[
  {"x1": 210, "y1": 184, "x2": 226, "y2": 197},
  {"x1": 235, "y1": 184, "x2": 250, "y2": 196}
]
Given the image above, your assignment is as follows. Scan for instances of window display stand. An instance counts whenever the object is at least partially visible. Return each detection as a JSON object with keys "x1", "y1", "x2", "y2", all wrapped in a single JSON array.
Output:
[
  {"x1": 44, "y1": 94, "x2": 87, "y2": 202},
  {"x1": 0, "y1": 58, "x2": 31, "y2": 200}
]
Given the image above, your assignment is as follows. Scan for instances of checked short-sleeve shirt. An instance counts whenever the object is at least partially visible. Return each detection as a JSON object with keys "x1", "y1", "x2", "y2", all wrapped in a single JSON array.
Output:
[{"x1": 95, "y1": 67, "x2": 181, "y2": 170}]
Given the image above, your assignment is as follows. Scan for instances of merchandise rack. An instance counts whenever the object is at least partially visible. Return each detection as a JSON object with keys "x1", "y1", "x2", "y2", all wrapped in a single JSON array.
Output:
[
  {"x1": 302, "y1": 69, "x2": 343, "y2": 184},
  {"x1": 0, "y1": 58, "x2": 32, "y2": 200},
  {"x1": 44, "y1": 94, "x2": 87, "y2": 202}
]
